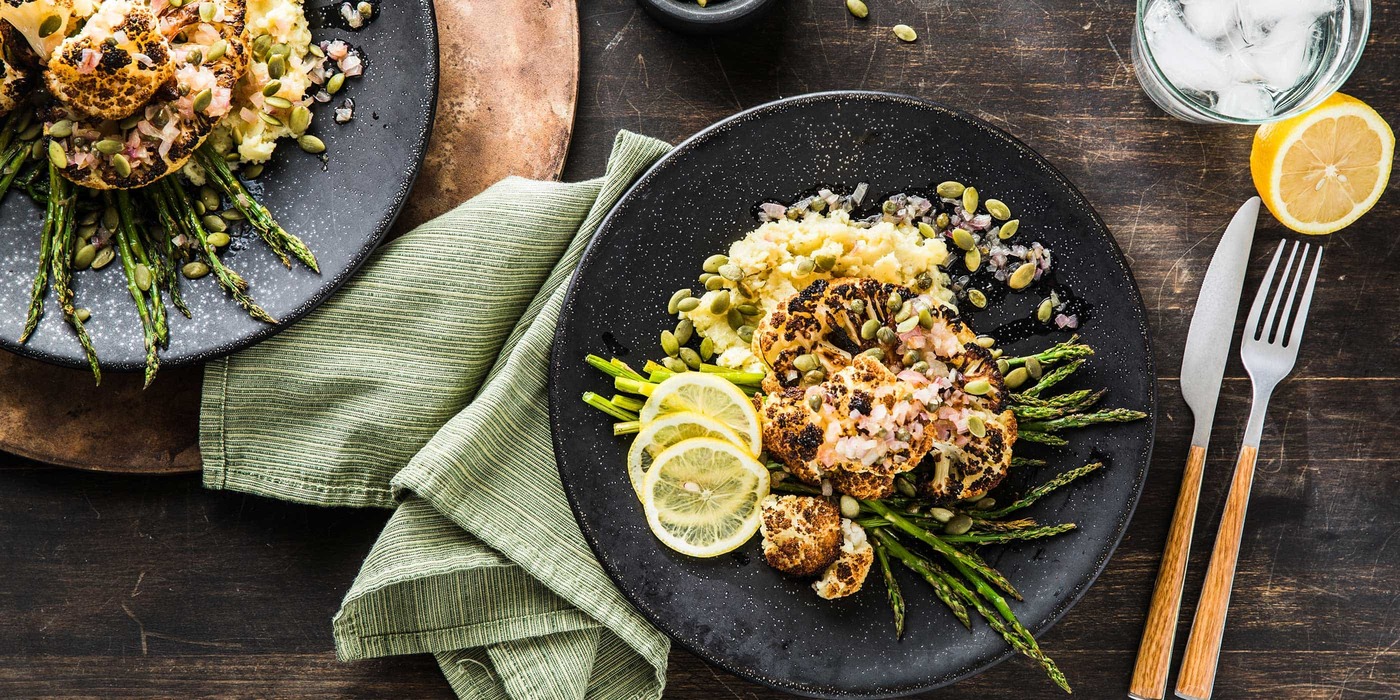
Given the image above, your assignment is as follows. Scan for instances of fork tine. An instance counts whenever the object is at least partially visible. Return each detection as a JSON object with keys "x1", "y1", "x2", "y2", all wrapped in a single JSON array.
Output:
[
  {"x1": 1286, "y1": 245, "x2": 1324, "y2": 349},
  {"x1": 1272, "y1": 243, "x2": 1311, "y2": 344},
  {"x1": 1261, "y1": 241, "x2": 1301, "y2": 343},
  {"x1": 1244, "y1": 241, "x2": 1287, "y2": 341}
]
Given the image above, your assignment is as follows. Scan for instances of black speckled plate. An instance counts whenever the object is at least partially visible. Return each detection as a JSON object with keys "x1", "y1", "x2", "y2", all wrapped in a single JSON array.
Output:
[
  {"x1": 0, "y1": 2, "x2": 437, "y2": 371},
  {"x1": 549, "y1": 91, "x2": 1156, "y2": 698}
]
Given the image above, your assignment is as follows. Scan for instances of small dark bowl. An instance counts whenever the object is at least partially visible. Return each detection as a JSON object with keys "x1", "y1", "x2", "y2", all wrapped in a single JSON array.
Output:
[{"x1": 637, "y1": 0, "x2": 780, "y2": 34}]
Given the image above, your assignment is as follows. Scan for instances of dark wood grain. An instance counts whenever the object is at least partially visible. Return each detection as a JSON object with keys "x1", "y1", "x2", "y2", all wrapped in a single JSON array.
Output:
[{"x1": 2, "y1": 0, "x2": 1399, "y2": 698}]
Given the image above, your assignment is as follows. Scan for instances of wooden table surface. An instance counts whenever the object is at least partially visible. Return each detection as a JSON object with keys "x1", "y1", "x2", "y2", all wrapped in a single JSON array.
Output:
[{"x1": 3, "y1": 1, "x2": 1398, "y2": 698}]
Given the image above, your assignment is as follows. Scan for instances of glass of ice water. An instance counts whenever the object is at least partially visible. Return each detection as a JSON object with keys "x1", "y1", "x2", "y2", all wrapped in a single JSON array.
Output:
[{"x1": 1132, "y1": 0, "x2": 1371, "y2": 123}]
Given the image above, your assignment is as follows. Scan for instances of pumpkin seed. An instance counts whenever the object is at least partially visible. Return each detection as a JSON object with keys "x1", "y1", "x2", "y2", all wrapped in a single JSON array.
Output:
[
  {"x1": 667, "y1": 289, "x2": 692, "y2": 314},
  {"x1": 1009, "y1": 262, "x2": 1036, "y2": 290},
  {"x1": 198, "y1": 187, "x2": 220, "y2": 210},
  {"x1": 1025, "y1": 356, "x2": 1043, "y2": 380},
  {"x1": 327, "y1": 73, "x2": 346, "y2": 95},
  {"x1": 297, "y1": 135, "x2": 326, "y2": 154},
  {"x1": 189, "y1": 88, "x2": 212, "y2": 113},
  {"x1": 18, "y1": 123, "x2": 40, "y2": 141},
  {"x1": 991, "y1": 348, "x2": 1002, "y2": 359},
  {"x1": 199, "y1": 1, "x2": 215, "y2": 22},
  {"x1": 267, "y1": 56, "x2": 286, "y2": 79},
  {"x1": 877, "y1": 326, "x2": 898, "y2": 345},
  {"x1": 718, "y1": 263, "x2": 743, "y2": 281},
  {"x1": 918, "y1": 222, "x2": 937, "y2": 239},
  {"x1": 896, "y1": 315, "x2": 919, "y2": 333},
  {"x1": 708, "y1": 290, "x2": 731, "y2": 314},
  {"x1": 704, "y1": 275, "x2": 725, "y2": 291},
  {"x1": 965, "y1": 247, "x2": 981, "y2": 272},
  {"x1": 999, "y1": 218, "x2": 1020, "y2": 239},
  {"x1": 92, "y1": 248, "x2": 116, "y2": 270},
  {"x1": 962, "y1": 186, "x2": 978, "y2": 215},
  {"x1": 886, "y1": 294, "x2": 903, "y2": 313},
  {"x1": 702, "y1": 254, "x2": 728, "y2": 273},
  {"x1": 967, "y1": 415, "x2": 986, "y2": 438},
  {"x1": 936, "y1": 181, "x2": 965, "y2": 198},
  {"x1": 919, "y1": 308, "x2": 934, "y2": 329},
  {"x1": 48, "y1": 140, "x2": 67, "y2": 168},
  {"x1": 726, "y1": 307, "x2": 743, "y2": 329},
  {"x1": 839, "y1": 494, "x2": 861, "y2": 518},
  {"x1": 902, "y1": 350, "x2": 921, "y2": 366},
  {"x1": 262, "y1": 80, "x2": 283, "y2": 97},
  {"x1": 221, "y1": 209, "x2": 245, "y2": 221},
  {"x1": 964, "y1": 378, "x2": 991, "y2": 395},
  {"x1": 289, "y1": 106, "x2": 312, "y2": 135},
  {"x1": 802, "y1": 369, "x2": 826, "y2": 385},
  {"x1": 309, "y1": 43, "x2": 325, "y2": 58},
  {"x1": 699, "y1": 337, "x2": 714, "y2": 361},
  {"x1": 935, "y1": 212, "x2": 950, "y2": 229},
  {"x1": 207, "y1": 40, "x2": 227, "y2": 62},
  {"x1": 678, "y1": 347, "x2": 702, "y2": 370},
  {"x1": 807, "y1": 393, "x2": 823, "y2": 411},
  {"x1": 951, "y1": 228, "x2": 976, "y2": 251},
  {"x1": 48, "y1": 120, "x2": 73, "y2": 138},
  {"x1": 674, "y1": 318, "x2": 694, "y2": 346},
  {"x1": 944, "y1": 514, "x2": 974, "y2": 536},
  {"x1": 1004, "y1": 366, "x2": 1029, "y2": 389},
  {"x1": 661, "y1": 357, "x2": 688, "y2": 373},
  {"x1": 736, "y1": 303, "x2": 760, "y2": 317},
  {"x1": 814, "y1": 253, "x2": 837, "y2": 272},
  {"x1": 794, "y1": 353, "x2": 819, "y2": 373},
  {"x1": 985, "y1": 199, "x2": 1011, "y2": 220},
  {"x1": 102, "y1": 206, "x2": 120, "y2": 231},
  {"x1": 968, "y1": 289, "x2": 987, "y2": 308},
  {"x1": 845, "y1": 0, "x2": 868, "y2": 19},
  {"x1": 265, "y1": 95, "x2": 294, "y2": 110},
  {"x1": 895, "y1": 476, "x2": 917, "y2": 498},
  {"x1": 738, "y1": 325, "x2": 755, "y2": 343},
  {"x1": 660, "y1": 330, "x2": 679, "y2": 357},
  {"x1": 207, "y1": 231, "x2": 231, "y2": 248},
  {"x1": 794, "y1": 256, "x2": 815, "y2": 276},
  {"x1": 39, "y1": 14, "x2": 62, "y2": 36},
  {"x1": 242, "y1": 163, "x2": 264, "y2": 179},
  {"x1": 252, "y1": 34, "x2": 272, "y2": 59},
  {"x1": 134, "y1": 264, "x2": 152, "y2": 291},
  {"x1": 73, "y1": 244, "x2": 97, "y2": 270},
  {"x1": 860, "y1": 318, "x2": 880, "y2": 340},
  {"x1": 860, "y1": 347, "x2": 885, "y2": 361},
  {"x1": 1037, "y1": 298, "x2": 1054, "y2": 323},
  {"x1": 112, "y1": 154, "x2": 132, "y2": 177},
  {"x1": 677, "y1": 297, "x2": 701, "y2": 312},
  {"x1": 892, "y1": 24, "x2": 917, "y2": 42},
  {"x1": 975, "y1": 335, "x2": 996, "y2": 348},
  {"x1": 203, "y1": 215, "x2": 227, "y2": 233},
  {"x1": 78, "y1": 222, "x2": 99, "y2": 238},
  {"x1": 911, "y1": 360, "x2": 930, "y2": 374},
  {"x1": 74, "y1": 308, "x2": 91, "y2": 323},
  {"x1": 928, "y1": 507, "x2": 955, "y2": 523}
]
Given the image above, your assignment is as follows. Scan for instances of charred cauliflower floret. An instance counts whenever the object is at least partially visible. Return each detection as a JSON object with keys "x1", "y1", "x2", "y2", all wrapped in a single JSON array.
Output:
[
  {"x1": 812, "y1": 519, "x2": 874, "y2": 600},
  {"x1": 44, "y1": 0, "x2": 175, "y2": 120},
  {"x1": 0, "y1": 28, "x2": 35, "y2": 115},
  {"x1": 0, "y1": 0, "x2": 96, "y2": 61},
  {"x1": 759, "y1": 495, "x2": 842, "y2": 577},
  {"x1": 754, "y1": 278, "x2": 1017, "y2": 503}
]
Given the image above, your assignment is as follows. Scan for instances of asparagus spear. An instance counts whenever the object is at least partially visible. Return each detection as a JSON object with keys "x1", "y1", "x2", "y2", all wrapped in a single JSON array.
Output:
[
  {"x1": 1011, "y1": 456, "x2": 1047, "y2": 469},
  {"x1": 117, "y1": 192, "x2": 168, "y2": 346},
  {"x1": 1016, "y1": 431, "x2": 1068, "y2": 447},
  {"x1": 194, "y1": 146, "x2": 318, "y2": 272},
  {"x1": 1019, "y1": 359, "x2": 1083, "y2": 398},
  {"x1": 0, "y1": 140, "x2": 29, "y2": 201},
  {"x1": 47, "y1": 168, "x2": 100, "y2": 383},
  {"x1": 871, "y1": 538, "x2": 908, "y2": 638},
  {"x1": 1019, "y1": 409, "x2": 1148, "y2": 433},
  {"x1": 110, "y1": 194, "x2": 160, "y2": 386},
  {"x1": 147, "y1": 203, "x2": 192, "y2": 320},
  {"x1": 1002, "y1": 337, "x2": 1092, "y2": 370},
  {"x1": 19, "y1": 164, "x2": 56, "y2": 342},
  {"x1": 582, "y1": 391, "x2": 639, "y2": 421},
  {"x1": 873, "y1": 530, "x2": 969, "y2": 630},
  {"x1": 155, "y1": 180, "x2": 276, "y2": 323},
  {"x1": 864, "y1": 501, "x2": 1021, "y2": 601},
  {"x1": 976, "y1": 462, "x2": 1105, "y2": 520},
  {"x1": 970, "y1": 518, "x2": 1040, "y2": 533}
]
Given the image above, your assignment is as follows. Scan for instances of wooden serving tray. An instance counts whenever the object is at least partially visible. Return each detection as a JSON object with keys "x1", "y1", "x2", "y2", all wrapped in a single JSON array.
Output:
[{"x1": 0, "y1": 0, "x2": 579, "y2": 473}]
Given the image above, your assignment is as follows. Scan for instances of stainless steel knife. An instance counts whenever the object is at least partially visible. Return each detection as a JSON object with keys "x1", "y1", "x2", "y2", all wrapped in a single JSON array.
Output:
[{"x1": 1128, "y1": 197, "x2": 1260, "y2": 700}]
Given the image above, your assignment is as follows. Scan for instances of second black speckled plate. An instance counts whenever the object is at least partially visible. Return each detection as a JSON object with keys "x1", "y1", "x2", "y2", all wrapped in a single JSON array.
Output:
[
  {"x1": 0, "y1": 1, "x2": 437, "y2": 371},
  {"x1": 550, "y1": 91, "x2": 1155, "y2": 698}
]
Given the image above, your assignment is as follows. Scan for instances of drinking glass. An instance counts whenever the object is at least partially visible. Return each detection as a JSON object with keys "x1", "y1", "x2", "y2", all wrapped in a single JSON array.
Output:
[{"x1": 1132, "y1": 0, "x2": 1371, "y2": 124}]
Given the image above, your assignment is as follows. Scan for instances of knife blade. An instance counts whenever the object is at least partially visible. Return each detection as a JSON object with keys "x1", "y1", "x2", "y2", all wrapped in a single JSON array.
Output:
[{"x1": 1180, "y1": 196, "x2": 1259, "y2": 449}]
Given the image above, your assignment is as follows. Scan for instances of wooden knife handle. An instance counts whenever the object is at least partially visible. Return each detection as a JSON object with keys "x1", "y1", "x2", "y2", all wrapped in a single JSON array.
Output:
[
  {"x1": 1128, "y1": 445, "x2": 1208, "y2": 700},
  {"x1": 1176, "y1": 444, "x2": 1260, "y2": 700}
]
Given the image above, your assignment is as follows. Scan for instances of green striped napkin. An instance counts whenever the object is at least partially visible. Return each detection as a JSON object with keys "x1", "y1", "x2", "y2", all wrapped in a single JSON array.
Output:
[{"x1": 200, "y1": 131, "x2": 673, "y2": 699}]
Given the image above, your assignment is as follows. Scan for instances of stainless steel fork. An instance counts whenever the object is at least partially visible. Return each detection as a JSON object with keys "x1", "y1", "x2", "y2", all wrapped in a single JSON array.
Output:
[{"x1": 1175, "y1": 240, "x2": 1324, "y2": 700}]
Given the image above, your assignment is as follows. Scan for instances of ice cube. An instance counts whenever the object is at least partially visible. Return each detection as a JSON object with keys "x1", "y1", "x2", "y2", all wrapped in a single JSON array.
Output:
[
  {"x1": 1236, "y1": 0, "x2": 1335, "y2": 44},
  {"x1": 1144, "y1": 0, "x2": 1236, "y2": 94},
  {"x1": 1182, "y1": 0, "x2": 1237, "y2": 40},
  {"x1": 1234, "y1": 13, "x2": 1322, "y2": 88},
  {"x1": 1214, "y1": 84, "x2": 1275, "y2": 119}
]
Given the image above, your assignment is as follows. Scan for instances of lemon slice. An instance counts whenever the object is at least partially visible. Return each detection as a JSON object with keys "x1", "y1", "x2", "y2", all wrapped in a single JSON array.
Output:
[
  {"x1": 1251, "y1": 92, "x2": 1394, "y2": 235},
  {"x1": 641, "y1": 437, "x2": 770, "y2": 558},
  {"x1": 639, "y1": 372, "x2": 762, "y2": 455},
  {"x1": 627, "y1": 412, "x2": 744, "y2": 500}
]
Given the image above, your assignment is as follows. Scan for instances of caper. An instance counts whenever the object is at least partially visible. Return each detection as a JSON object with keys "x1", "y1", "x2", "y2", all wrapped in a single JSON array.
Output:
[
  {"x1": 668, "y1": 289, "x2": 692, "y2": 314},
  {"x1": 814, "y1": 253, "x2": 837, "y2": 272},
  {"x1": 182, "y1": 261, "x2": 210, "y2": 279},
  {"x1": 807, "y1": 393, "x2": 823, "y2": 411},
  {"x1": 802, "y1": 369, "x2": 825, "y2": 385},
  {"x1": 1009, "y1": 262, "x2": 1036, "y2": 290},
  {"x1": 936, "y1": 181, "x2": 965, "y2": 198},
  {"x1": 1037, "y1": 298, "x2": 1054, "y2": 323},
  {"x1": 660, "y1": 330, "x2": 680, "y2": 357},
  {"x1": 678, "y1": 347, "x2": 702, "y2": 370},
  {"x1": 850, "y1": 299, "x2": 867, "y2": 316},
  {"x1": 207, "y1": 231, "x2": 231, "y2": 248},
  {"x1": 74, "y1": 308, "x2": 91, "y2": 323},
  {"x1": 964, "y1": 379, "x2": 992, "y2": 395},
  {"x1": 699, "y1": 337, "x2": 714, "y2": 361},
  {"x1": 999, "y1": 219, "x2": 1020, "y2": 239},
  {"x1": 882, "y1": 200, "x2": 898, "y2": 215},
  {"x1": 967, "y1": 415, "x2": 987, "y2": 438},
  {"x1": 915, "y1": 272, "x2": 933, "y2": 290},
  {"x1": 794, "y1": 257, "x2": 815, "y2": 276},
  {"x1": 674, "y1": 318, "x2": 694, "y2": 346},
  {"x1": 895, "y1": 429, "x2": 912, "y2": 442},
  {"x1": 92, "y1": 247, "x2": 115, "y2": 270},
  {"x1": 1026, "y1": 356, "x2": 1043, "y2": 380},
  {"x1": 902, "y1": 350, "x2": 922, "y2": 367},
  {"x1": 876, "y1": 326, "x2": 898, "y2": 345},
  {"x1": 944, "y1": 514, "x2": 974, "y2": 536},
  {"x1": 911, "y1": 361, "x2": 930, "y2": 374},
  {"x1": 935, "y1": 212, "x2": 950, "y2": 229},
  {"x1": 677, "y1": 297, "x2": 701, "y2": 312},
  {"x1": 203, "y1": 215, "x2": 228, "y2": 233},
  {"x1": 72, "y1": 244, "x2": 97, "y2": 270},
  {"x1": 962, "y1": 186, "x2": 979, "y2": 215},
  {"x1": 708, "y1": 290, "x2": 731, "y2": 314},
  {"x1": 794, "y1": 353, "x2": 820, "y2": 373},
  {"x1": 134, "y1": 264, "x2": 152, "y2": 291},
  {"x1": 860, "y1": 318, "x2": 880, "y2": 340},
  {"x1": 702, "y1": 254, "x2": 728, "y2": 273}
]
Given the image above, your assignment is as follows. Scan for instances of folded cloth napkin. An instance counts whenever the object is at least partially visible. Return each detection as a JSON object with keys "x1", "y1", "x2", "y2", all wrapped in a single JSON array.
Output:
[{"x1": 199, "y1": 131, "x2": 674, "y2": 699}]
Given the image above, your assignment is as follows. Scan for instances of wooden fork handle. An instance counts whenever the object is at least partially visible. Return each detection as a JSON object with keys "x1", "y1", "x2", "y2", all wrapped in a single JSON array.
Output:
[
  {"x1": 1128, "y1": 444, "x2": 1208, "y2": 700},
  {"x1": 1176, "y1": 444, "x2": 1260, "y2": 700}
]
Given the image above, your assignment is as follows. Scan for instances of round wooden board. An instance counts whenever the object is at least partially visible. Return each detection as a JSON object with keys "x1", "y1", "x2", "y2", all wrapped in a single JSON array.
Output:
[{"x1": 0, "y1": 0, "x2": 579, "y2": 474}]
